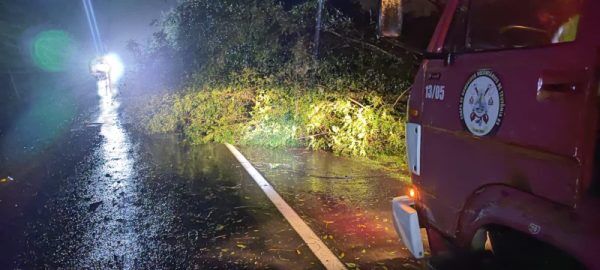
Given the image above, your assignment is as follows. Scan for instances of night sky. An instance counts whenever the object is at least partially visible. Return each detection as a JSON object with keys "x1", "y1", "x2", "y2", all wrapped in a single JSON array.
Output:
[{"x1": 91, "y1": 0, "x2": 177, "y2": 56}]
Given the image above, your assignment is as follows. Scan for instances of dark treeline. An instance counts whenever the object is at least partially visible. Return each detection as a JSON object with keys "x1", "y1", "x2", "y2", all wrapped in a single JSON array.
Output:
[{"x1": 126, "y1": 0, "x2": 442, "y2": 93}]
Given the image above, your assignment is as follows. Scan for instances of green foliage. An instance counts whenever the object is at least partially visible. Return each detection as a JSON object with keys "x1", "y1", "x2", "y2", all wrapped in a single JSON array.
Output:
[
  {"x1": 243, "y1": 87, "x2": 300, "y2": 148},
  {"x1": 134, "y1": 86, "x2": 253, "y2": 144},
  {"x1": 182, "y1": 87, "x2": 253, "y2": 144},
  {"x1": 126, "y1": 93, "x2": 176, "y2": 135},
  {"x1": 305, "y1": 92, "x2": 405, "y2": 157},
  {"x1": 159, "y1": 0, "x2": 294, "y2": 81},
  {"x1": 133, "y1": 76, "x2": 407, "y2": 166}
]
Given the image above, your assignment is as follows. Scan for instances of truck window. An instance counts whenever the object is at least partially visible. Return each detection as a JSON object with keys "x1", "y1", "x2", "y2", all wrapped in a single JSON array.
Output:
[
  {"x1": 445, "y1": 0, "x2": 582, "y2": 52},
  {"x1": 443, "y1": 1, "x2": 468, "y2": 53}
]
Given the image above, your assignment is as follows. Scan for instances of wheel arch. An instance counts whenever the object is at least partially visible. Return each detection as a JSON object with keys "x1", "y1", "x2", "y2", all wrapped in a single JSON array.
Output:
[{"x1": 454, "y1": 184, "x2": 585, "y2": 265}]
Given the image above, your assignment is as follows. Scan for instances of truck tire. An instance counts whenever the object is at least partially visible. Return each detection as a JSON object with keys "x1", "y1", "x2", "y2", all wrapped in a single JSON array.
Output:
[{"x1": 488, "y1": 226, "x2": 584, "y2": 270}]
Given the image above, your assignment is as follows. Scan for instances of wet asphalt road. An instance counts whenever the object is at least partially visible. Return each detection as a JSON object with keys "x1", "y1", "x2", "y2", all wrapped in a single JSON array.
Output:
[
  {"x1": 1, "y1": 85, "x2": 323, "y2": 269},
  {"x1": 0, "y1": 83, "x2": 416, "y2": 269},
  {"x1": 238, "y1": 147, "x2": 420, "y2": 269}
]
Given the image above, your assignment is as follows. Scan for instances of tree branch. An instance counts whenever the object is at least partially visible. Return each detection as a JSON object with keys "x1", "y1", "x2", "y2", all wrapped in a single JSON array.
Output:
[
  {"x1": 392, "y1": 86, "x2": 411, "y2": 108},
  {"x1": 380, "y1": 38, "x2": 423, "y2": 56},
  {"x1": 323, "y1": 29, "x2": 404, "y2": 63},
  {"x1": 348, "y1": 97, "x2": 365, "y2": 108}
]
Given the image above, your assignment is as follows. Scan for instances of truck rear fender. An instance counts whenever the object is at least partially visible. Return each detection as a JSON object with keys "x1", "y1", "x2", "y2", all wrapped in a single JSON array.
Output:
[{"x1": 455, "y1": 185, "x2": 594, "y2": 266}]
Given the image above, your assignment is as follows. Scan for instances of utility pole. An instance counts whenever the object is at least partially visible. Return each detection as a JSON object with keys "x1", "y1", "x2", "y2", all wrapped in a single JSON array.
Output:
[{"x1": 314, "y1": 0, "x2": 325, "y2": 58}]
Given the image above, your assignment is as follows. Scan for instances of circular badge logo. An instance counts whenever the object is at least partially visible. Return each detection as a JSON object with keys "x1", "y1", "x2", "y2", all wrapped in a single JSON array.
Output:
[{"x1": 459, "y1": 70, "x2": 505, "y2": 136}]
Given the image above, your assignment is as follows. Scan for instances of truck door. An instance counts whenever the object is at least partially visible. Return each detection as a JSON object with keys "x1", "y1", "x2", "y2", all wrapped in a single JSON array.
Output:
[{"x1": 418, "y1": 0, "x2": 598, "y2": 236}]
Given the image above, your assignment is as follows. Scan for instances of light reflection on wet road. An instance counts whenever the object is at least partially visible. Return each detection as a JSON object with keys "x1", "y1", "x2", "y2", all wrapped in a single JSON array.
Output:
[{"x1": 79, "y1": 81, "x2": 142, "y2": 268}]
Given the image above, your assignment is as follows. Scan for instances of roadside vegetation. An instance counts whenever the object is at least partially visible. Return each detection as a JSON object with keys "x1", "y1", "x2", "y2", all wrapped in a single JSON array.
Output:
[{"x1": 125, "y1": 0, "x2": 439, "y2": 170}]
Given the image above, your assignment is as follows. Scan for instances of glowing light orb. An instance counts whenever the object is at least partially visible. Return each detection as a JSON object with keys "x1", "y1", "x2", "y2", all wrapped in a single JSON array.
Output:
[
  {"x1": 103, "y1": 53, "x2": 125, "y2": 82},
  {"x1": 32, "y1": 30, "x2": 76, "y2": 72}
]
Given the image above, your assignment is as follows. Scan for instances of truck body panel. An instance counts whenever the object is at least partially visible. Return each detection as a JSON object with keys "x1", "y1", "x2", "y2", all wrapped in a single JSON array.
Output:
[{"x1": 395, "y1": 0, "x2": 600, "y2": 268}]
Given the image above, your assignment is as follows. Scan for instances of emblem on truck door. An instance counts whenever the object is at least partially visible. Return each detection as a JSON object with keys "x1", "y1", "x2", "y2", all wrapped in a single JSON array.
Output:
[{"x1": 459, "y1": 70, "x2": 505, "y2": 136}]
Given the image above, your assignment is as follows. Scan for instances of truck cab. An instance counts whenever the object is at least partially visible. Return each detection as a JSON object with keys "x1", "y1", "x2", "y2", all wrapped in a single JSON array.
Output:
[{"x1": 387, "y1": 0, "x2": 600, "y2": 268}]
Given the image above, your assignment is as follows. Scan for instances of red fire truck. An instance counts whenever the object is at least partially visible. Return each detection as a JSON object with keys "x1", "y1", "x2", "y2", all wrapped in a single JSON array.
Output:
[{"x1": 382, "y1": 0, "x2": 600, "y2": 268}]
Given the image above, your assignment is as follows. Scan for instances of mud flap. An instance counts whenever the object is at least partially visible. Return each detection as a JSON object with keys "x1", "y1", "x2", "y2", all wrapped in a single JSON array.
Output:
[{"x1": 392, "y1": 196, "x2": 424, "y2": 259}]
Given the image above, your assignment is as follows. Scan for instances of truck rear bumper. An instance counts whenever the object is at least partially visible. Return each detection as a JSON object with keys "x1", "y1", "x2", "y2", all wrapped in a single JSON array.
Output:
[{"x1": 392, "y1": 196, "x2": 425, "y2": 259}]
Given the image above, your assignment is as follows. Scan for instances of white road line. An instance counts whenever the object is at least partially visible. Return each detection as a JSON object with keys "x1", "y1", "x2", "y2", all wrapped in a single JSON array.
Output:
[{"x1": 225, "y1": 144, "x2": 347, "y2": 270}]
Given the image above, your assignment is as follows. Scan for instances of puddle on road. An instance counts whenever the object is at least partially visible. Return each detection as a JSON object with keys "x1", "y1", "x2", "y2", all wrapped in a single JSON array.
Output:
[{"x1": 238, "y1": 146, "x2": 420, "y2": 269}]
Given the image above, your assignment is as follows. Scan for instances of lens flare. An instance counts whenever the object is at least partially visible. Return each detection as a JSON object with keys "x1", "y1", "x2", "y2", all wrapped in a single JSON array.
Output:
[{"x1": 32, "y1": 30, "x2": 76, "y2": 72}]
